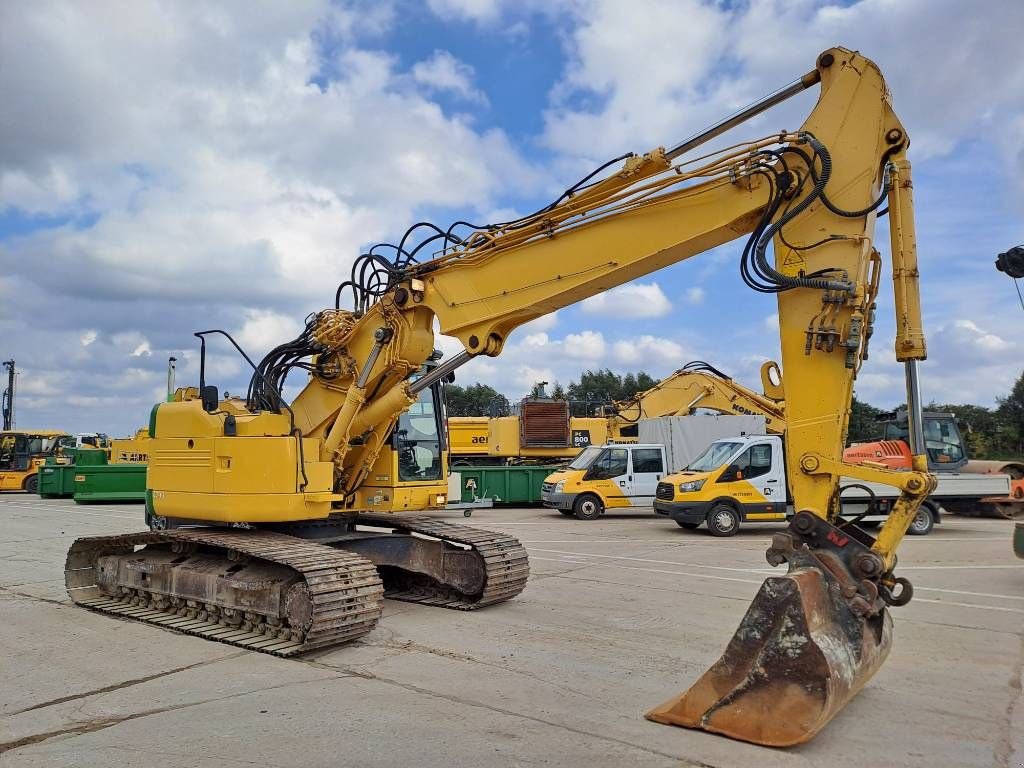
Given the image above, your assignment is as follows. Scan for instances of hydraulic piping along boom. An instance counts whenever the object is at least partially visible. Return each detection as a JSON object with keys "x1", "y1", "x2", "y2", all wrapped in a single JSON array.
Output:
[{"x1": 177, "y1": 47, "x2": 933, "y2": 748}]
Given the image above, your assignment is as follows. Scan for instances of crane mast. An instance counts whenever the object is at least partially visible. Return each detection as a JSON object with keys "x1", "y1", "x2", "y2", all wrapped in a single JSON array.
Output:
[{"x1": 2, "y1": 360, "x2": 15, "y2": 431}]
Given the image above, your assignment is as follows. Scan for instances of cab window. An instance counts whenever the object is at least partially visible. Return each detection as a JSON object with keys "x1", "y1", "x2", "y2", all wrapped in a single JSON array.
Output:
[
  {"x1": 923, "y1": 418, "x2": 964, "y2": 464},
  {"x1": 586, "y1": 447, "x2": 629, "y2": 480},
  {"x1": 396, "y1": 387, "x2": 443, "y2": 482},
  {"x1": 632, "y1": 448, "x2": 663, "y2": 473},
  {"x1": 725, "y1": 443, "x2": 773, "y2": 480}
]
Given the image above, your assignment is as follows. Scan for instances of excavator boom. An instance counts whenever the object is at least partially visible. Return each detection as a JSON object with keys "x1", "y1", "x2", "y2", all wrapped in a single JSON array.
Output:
[{"x1": 66, "y1": 47, "x2": 934, "y2": 747}]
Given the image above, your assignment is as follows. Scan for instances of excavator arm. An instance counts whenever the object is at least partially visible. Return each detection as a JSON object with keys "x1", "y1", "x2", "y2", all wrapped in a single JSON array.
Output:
[{"x1": 140, "y1": 47, "x2": 933, "y2": 746}]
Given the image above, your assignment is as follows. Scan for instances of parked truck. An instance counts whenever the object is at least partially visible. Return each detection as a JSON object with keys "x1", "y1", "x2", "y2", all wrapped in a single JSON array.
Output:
[{"x1": 654, "y1": 433, "x2": 1012, "y2": 536}]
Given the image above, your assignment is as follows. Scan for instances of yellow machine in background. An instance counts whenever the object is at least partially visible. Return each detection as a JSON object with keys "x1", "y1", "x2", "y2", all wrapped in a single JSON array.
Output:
[
  {"x1": 449, "y1": 360, "x2": 786, "y2": 463},
  {"x1": 67, "y1": 48, "x2": 933, "y2": 747},
  {"x1": 109, "y1": 428, "x2": 150, "y2": 465},
  {"x1": 605, "y1": 359, "x2": 786, "y2": 438},
  {"x1": 0, "y1": 430, "x2": 68, "y2": 492}
]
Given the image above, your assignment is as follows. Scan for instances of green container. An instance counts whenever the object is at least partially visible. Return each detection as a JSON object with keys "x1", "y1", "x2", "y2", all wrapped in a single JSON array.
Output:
[
  {"x1": 69, "y1": 448, "x2": 109, "y2": 466},
  {"x1": 38, "y1": 461, "x2": 78, "y2": 498},
  {"x1": 457, "y1": 465, "x2": 559, "y2": 506},
  {"x1": 73, "y1": 464, "x2": 148, "y2": 504}
]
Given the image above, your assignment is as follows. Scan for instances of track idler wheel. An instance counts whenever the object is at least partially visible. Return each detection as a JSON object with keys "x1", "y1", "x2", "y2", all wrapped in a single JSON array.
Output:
[{"x1": 646, "y1": 512, "x2": 896, "y2": 747}]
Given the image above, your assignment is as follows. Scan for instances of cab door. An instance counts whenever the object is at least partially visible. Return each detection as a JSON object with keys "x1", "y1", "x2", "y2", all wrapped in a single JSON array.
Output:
[
  {"x1": 582, "y1": 446, "x2": 631, "y2": 507},
  {"x1": 12, "y1": 434, "x2": 31, "y2": 471},
  {"x1": 745, "y1": 442, "x2": 786, "y2": 516},
  {"x1": 714, "y1": 441, "x2": 786, "y2": 520},
  {"x1": 627, "y1": 447, "x2": 664, "y2": 506}
]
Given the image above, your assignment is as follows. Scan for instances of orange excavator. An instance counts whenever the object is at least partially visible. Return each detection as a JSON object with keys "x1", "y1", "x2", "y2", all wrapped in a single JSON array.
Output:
[{"x1": 845, "y1": 409, "x2": 1023, "y2": 517}]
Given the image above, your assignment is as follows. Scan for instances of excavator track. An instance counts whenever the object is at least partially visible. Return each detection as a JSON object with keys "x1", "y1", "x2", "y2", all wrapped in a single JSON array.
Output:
[
  {"x1": 65, "y1": 529, "x2": 384, "y2": 657},
  {"x1": 355, "y1": 513, "x2": 529, "y2": 609}
]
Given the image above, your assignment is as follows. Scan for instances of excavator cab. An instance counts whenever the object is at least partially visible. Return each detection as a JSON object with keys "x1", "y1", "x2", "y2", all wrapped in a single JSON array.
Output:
[
  {"x1": 882, "y1": 411, "x2": 967, "y2": 471},
  {"x1": 846, "y1": 409, "x2": 969, "y2": 473}
]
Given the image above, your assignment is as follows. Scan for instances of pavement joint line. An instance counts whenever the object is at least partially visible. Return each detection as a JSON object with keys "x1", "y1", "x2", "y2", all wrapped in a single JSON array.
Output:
[
  {"x1": 910, "y1": 598, "x2": 1024, "y2": 615},
  {"x1": 0, "y1": 503, "x2": 140, "y2": 521},
  {"x1": 994, "y1": 634, "x2": 1023, "y2": 767},
  {"x1": 0, "y1": 675, "x2": 354, "y2": 756},
  {"x1": 352, "y1": 637, "x2": 606, "y2": 703},
  {"x1": 533, "y1": 547, "x2": 1024, "y2": 577},
  {"x1": 532, "y1": 556, "x2": 764, "y2": 587},
  {"x1": 531, "y1": 547, "x2": 780, "y2": 575},
  {"x1": 5, "y1": 652, "x2": 249, "y2": 716},
  {"x1": 893, "y1": 565, "x2": 1024, "y2": 571},
  {"x1": 537, "y1": 556, "x2": 1024, "y2": 612},
  {"x1": 0, "y1": 585, "x2": 70, "y2": 607},
  {"x1": 71, "y1": 743, "x2": 292, "y2": 768},
  {"x1": 297, "y1": 659, "x2": 710, "y2": 765},
  {"x1": 898, "y1": 617, "x2": 1023, "y2": 636}
]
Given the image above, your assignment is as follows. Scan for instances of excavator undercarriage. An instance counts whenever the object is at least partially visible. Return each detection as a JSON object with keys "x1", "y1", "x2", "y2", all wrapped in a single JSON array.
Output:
[{"x1": 66, "y1": 515, "x2": 528, "y2": 655}]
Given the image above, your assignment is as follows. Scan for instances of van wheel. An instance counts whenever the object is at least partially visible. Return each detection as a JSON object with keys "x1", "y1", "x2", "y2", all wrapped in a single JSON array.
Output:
[
  {"x1": 907, "y1": 506, "x2": 935, "y2": 536},
  {"x1": 24, "y1": 475, "x2": 39, "y2": 494},
  {"x1": 706, "y1": 504, "x2": 740, "y2": 537},
  {"x1": 573, "y1": 494, "x2": 604, "y2": 521},
  {"x1": 676, "y1": 521, "x2": 700, "y2": 530}
]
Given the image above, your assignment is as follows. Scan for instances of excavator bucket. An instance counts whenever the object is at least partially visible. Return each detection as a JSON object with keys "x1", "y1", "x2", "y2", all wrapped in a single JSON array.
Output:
[{"x1": 646, "y1": 546, "x2": 892, "y2": 747}]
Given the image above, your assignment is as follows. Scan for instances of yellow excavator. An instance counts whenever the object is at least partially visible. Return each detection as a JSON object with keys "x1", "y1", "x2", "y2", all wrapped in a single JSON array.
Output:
[
  {"x1": 606, "y1": 359, "x2": 786, "y2": 437},
  {"x1": 66, "y1": 48, "x2": 934, "y2": 747},
  {"x1": 449, "y1": 360, "x2": 785, "y2": 463}
]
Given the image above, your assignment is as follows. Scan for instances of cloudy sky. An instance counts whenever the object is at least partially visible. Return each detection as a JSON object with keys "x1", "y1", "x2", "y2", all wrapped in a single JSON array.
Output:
[{"x1": 2, "y1": 0, "x2": 1022, "y2": 436}]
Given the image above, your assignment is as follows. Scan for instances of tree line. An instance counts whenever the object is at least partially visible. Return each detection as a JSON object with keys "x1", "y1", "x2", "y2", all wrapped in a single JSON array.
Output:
[
  {"x1": 443, "y1": 369, "x2": 660, "y2": 418},
  {"x1": 445, "y1": 368, "x2": 1024, "y2": 459}
]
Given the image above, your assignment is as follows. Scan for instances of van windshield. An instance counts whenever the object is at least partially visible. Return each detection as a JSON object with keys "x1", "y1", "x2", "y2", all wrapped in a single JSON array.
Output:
[
  {"x1": 687, "y1": 441, "x2": 743, "y2": 472},
  {"x1": 568, "y1": 446, "x2": 602, "y2": 470}
]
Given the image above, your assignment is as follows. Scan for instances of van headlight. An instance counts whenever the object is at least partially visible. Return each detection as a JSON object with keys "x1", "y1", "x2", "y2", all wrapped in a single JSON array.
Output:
[
  {"x1": 553, "y1": 480, "x2": 565, "y2": 493},
  {"x1": 678, "y1": 479, "x2": 705, "y2": 493}
]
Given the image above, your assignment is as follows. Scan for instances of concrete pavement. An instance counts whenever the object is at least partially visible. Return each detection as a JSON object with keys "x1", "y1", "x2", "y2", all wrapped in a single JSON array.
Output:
[{"x1": 1, "y1": 496, "x2": 1021, "y2": 767}]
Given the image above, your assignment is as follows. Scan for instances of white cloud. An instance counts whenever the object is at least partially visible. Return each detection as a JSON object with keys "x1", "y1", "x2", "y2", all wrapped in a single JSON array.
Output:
[
  {"x1": 943, "y1": 319, "x2": 1011, "y2": 357},
  {"x1": 412, "y1": 50, "x2": 488, "y2": 104},
  {"x1": 426, "y1": 0, "x2": 502, "y2": 23},
  {"x1": 581, "y1": 282, "x2": 672, "y2": 318},
  {"x1": 3, "y1": 0, "x2": 1023, "y2": 434},
  {"x1": 515, "y1": 365, "x2": 555, "y2": 391},
  {"x1": 237, "y1": 309, "x2": 304, "y2": 359},
  {"x1": 523, "y1": 310, "x2": 559, "y2": 333},
  {"x1": 0, "y1": 1, "x2": 547, "y2": 433},
  {"x1": 563, "y1": 330, "x2": 605, "y2": 359},
  {"x1": 544, "y1": 0, "x2": 1024, "y2": 177},
  {"x1": 612, "y1": 335, "x2": 685, "y2": 366}
]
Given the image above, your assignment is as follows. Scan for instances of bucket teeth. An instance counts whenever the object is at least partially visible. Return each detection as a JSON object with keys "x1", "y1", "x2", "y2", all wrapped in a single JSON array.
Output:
[{"x1": 646, "y1": 560, "x2": 891, "y2": 747}]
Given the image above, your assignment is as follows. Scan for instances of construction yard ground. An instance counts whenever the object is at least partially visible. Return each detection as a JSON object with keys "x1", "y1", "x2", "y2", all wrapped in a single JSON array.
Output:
[{"x1": 1, "y1": 495, "x2": 1021, "y2": 768}]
